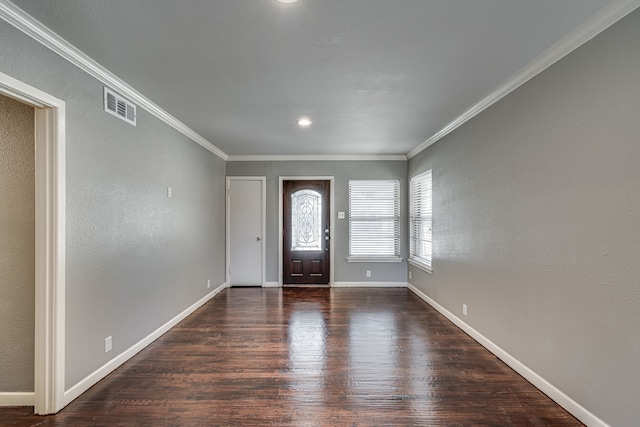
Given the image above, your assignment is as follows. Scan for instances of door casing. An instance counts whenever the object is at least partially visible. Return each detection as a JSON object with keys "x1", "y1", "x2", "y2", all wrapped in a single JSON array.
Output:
[
  {"x1": 0, "y1": 71, "x2": 66, "y2": 414},
  {"x1": 226, "y1": 176, "x2": 266, "y2": 287},
  {"x1": 279, "y1": 176, "x2": 335, "y2": 286}
]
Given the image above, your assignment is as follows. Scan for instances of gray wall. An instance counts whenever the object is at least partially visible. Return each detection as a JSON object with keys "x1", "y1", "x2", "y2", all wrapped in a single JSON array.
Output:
[
  {"x1": 226, "y1": 161, "x2": 408, "y2": 284},
  {"x1": 0, "y1": 94, "x2": 35, "y2": 392},
  {"x1": 408, "y1": 10, "x2": 640, "y2": 427},
  {"x1": 0, "y1": 22, "x2": 227, "y2": 389}
]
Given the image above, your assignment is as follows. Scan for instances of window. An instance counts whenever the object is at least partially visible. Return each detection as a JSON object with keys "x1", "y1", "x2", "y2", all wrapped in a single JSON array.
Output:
[
  {"x1": 348, "y1": 180, "x2": 401, "y2": 261},
  {"x1": 409, "y1": 170, "x2": 432, "y2": 272}
]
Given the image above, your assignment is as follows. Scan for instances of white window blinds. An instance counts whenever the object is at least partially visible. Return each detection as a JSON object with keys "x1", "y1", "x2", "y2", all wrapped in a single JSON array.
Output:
[
  {"x1": 349, "y1": 180, "x2": 400, "y2": 258},
  {"x1": 410, "y1": 170, "x2": 432, "y2": 271}
]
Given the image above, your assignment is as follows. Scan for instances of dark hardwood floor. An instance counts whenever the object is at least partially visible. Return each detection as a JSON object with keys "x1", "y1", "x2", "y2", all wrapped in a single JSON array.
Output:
[{"x1": 1, "y1": 288, "x2": 582, "y2": 426}]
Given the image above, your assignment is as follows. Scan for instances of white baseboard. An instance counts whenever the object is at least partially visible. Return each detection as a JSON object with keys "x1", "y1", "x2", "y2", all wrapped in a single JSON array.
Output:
[
  {"x1": 0, "y1": 392, "x2": 34, "y2": 407},
  {"x1": 407, "y1": 283, "x2": 609, "y2": 427},
  {"x1": 63, "y1": 282, "x2": 228, "y2": 407},
  {"x1": 262, "y1": 282, "x2": 281, "y2": 288},
  {"x1": 333, "y1": 281, "x2": 408, "y2": 288}
]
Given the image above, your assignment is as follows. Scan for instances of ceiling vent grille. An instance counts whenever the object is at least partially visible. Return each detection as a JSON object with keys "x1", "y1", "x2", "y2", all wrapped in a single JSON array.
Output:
[{"x1": 104, "y1": 87, "x2": 136, "y2": 125}]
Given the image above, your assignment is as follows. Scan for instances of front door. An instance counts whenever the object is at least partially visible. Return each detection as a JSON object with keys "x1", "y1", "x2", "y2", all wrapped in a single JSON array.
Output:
[{"x1": 283, "y1": 180, "x2": 330, "y2": 285}]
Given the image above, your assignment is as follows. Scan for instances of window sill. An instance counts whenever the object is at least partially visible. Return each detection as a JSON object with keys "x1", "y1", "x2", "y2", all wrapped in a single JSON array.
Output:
[
  {"x1": 347, "y1": 256, "x2": 403, "y2": 263},
  {"x1": 408, "y1": 258, "x2": 432, "y2": 274}
]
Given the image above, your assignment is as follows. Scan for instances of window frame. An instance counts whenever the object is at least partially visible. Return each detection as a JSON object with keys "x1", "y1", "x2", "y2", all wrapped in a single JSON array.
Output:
[
  {"x1": 409, "y1": 170, "x2": 433, "y2": 273},
  {"x1": 347, "y1": 179, "x2": 402, "y2": 263}
]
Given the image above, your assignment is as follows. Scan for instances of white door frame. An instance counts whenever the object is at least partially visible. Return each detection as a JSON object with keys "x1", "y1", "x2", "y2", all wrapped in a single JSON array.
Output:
[
  {"x1": 0, "y1": 71, "x2": 66, "y2": 414},
  {"x1": 279, "y1": 176, "x2": 335, "y2": 286},
  {"x1": 226, "y1": 176, "x2": 266, "y2": 286}
]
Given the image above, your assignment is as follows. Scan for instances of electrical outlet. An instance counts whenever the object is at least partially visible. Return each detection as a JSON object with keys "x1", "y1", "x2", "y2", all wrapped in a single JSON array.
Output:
[
  {"x1": 105, "y1": 336, "x2": 112, "y2": 353},
  {"x1": 463, "y1": 304, "x2": 468, "y2": 316},
  {"x1": 366, "y1": 270, "x2": 371, "y2": 278},
  {"x1": 207, "y1": 279, "x2": 211, "y2": 289},
  {"x1": 167, "y1": 187, "x2": 172, "y2": 198},
  {"x1": 409, "y1": 271, "x2": 412, "y2": 280}
]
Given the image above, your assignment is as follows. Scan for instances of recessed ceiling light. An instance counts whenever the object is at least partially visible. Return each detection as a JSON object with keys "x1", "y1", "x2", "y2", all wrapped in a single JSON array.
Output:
[
  {"x1": 297, "y1": 117, "x2": 312, "y2": 127},
  {"x1": 277, "y1": 0, "x2": 298, "y2": 3}
]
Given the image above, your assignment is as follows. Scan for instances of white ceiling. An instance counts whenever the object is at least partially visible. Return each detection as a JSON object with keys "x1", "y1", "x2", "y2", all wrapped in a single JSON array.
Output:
[{"x1": 10, "y1": 0, "x2": 623, "y2": 157}]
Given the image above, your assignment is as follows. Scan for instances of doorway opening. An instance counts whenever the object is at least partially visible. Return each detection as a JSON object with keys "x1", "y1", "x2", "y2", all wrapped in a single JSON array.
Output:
[
  {"x1": 0, "y1": 72, "x2": 66, "y2": 414},
  {"x1": 0, "y1": 93, "x2": 35, "y2": 404}
]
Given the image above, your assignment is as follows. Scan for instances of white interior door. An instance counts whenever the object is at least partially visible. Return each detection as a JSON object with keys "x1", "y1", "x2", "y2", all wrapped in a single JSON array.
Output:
[{"x1": 227, "y1": 177, "x2": 265, "y2": 286}]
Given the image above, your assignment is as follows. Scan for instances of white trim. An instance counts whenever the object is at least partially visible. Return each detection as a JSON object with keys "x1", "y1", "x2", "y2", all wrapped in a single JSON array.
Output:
[
  {"x1": 226, "y1": 177, "x2": 266, "y2": 287},
  {"x1": 262, "y1": 282, "x2": 281, "y2": 288},
  {"x1": 279, "y1": 176, "x2": 335, "y2": 286},
  {"x1": 3, "y1": 0, "x2": 637, "y2": 163},
  {"x1": 0, "y1": 71, "x2": 66, "y2": 415},
  {"x1": 63, "y1": 283, "x2": 227, "y2": 407},
  {"x1": 0, "y1": 0, "x2": 227, "y2": 161},
  {"x1": 228, "y1": 154, "x2": 407, "y2": 162},
  {"x1": 34, "y1": 105, "x2": 66, "y2": 415},
  {"x1": 0, "y1": 393, "x2": 35, "y2": 406},
  {"x1": 346, "y1": 257, "x2": 403, "y2": 263},
  {"x1": 0, "y1": 70, "x2": 63, "y2": 108},
  {"x1": 407, "y1": 0, "x2": 640, "y2": 159},
  {"x1": 407, "y1": 258, "x2": 432, "y2": 274},
  {"x1": 408, "y1": 170, "x2": 432, "y2": 272},
  {"x1": 333, "y1": 282, "x2": 408, "y2": 288},
  {"x1": 407, "y1": 283, "x2": 610, "y2": 427}
]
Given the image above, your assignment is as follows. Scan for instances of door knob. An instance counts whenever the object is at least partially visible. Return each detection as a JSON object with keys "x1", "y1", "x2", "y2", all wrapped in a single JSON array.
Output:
[{"x1": 256, "y1": 237, "x2": 261, "y2": 241}]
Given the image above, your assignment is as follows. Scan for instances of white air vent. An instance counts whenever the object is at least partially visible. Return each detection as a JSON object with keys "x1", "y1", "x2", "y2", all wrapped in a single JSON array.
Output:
[{"x1": 104, "y1": 87, "x2": 136, "y2": 125}]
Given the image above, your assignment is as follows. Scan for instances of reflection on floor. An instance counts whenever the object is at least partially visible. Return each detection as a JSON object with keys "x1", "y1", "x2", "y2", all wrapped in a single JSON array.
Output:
[{"x1": 1, "y1": 287, "x2": 582, "y2": 426}]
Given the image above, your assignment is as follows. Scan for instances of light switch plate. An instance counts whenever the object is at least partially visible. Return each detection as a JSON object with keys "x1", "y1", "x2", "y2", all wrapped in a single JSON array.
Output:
[{"x1": 338, "y1": 211, "x2": 345, "y2": 219}]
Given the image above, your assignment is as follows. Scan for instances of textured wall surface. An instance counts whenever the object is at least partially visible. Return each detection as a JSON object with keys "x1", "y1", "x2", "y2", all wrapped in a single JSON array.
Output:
[
  {"x1": 0, "y1": 94, "x2": 35, "y2": 392},
  {"x1": 0, "y1": 22, "x2": 227, "y2": 389},
  {"x1": 408, "y1": 9, "x2": 640, "y2": 427},
  {"x1": 226, "y1": 160, "x2": 408, "y2": 284}
]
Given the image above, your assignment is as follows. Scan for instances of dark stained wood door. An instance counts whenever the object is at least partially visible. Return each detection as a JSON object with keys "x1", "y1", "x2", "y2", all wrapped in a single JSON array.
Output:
[{"x1": 283, "y1": 180, "x2": 330, "y2": 285}]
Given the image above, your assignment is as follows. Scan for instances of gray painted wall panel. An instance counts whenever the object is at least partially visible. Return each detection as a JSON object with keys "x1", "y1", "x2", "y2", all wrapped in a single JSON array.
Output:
[
  {"x1": 408, "y1": 10, "x2": 640, "y2": 427},
  {"x1": 0, "y1": 22, "x2": 226, "y2": 390},
  {"x1": 0, "y1": 94, "x2": 35, "y2": 392},
  {"x1": 226, "y1": 161, "x2": 407, "y2": 284}
]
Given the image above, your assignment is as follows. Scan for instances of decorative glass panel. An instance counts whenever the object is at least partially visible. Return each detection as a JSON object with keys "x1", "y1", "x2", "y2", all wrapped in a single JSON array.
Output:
[{"x1": 291, "y1": 189, "x2": 323, "y2": 251}]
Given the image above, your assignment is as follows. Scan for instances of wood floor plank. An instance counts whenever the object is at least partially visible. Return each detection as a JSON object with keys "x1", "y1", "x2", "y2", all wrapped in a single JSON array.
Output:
[{"x1": 0, "y1": 288, "x2": 583, "y2": 426}]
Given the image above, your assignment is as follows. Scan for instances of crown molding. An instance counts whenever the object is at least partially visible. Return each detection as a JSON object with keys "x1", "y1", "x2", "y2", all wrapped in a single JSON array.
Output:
[
  {"x1": 5, "y1": 0, "x2": 637, "y2": 163},
  {"x1": 0, "y1": 0, "x2": 228, "y2": 161},
  {"x1": 407, "y1": 0, "x2": 640, "y2": 159},
  {"x1": 227, "y1": 154, "x2": 407, "y2": 162}
]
